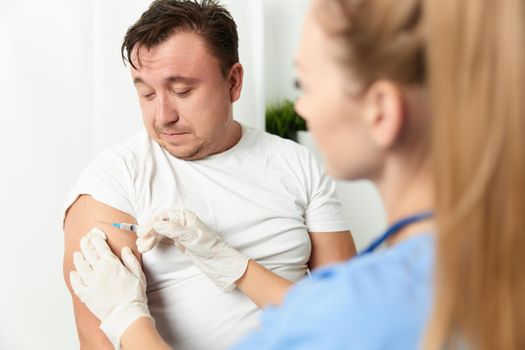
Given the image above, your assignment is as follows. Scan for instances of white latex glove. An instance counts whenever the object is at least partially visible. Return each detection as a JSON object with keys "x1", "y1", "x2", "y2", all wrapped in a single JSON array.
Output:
[
  {"x1": 137, "y1": 209, "x2": 249, "y2": 292},
  {"x1": 69, "y1": 227, "x2": 153, "y2": 350}
]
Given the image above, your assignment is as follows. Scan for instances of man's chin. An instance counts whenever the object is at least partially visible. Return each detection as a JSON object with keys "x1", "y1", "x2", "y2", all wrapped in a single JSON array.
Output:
[
  {"x1": 162, "y1": 142, "x2": 203, "y2": 160},
  {"x1": 150, "y1": 134, "x2": 204, "y2": 160}
]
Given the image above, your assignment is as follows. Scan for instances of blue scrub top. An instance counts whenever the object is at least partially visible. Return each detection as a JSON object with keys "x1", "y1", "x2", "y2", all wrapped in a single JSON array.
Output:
[{"x1": 231, "y1": 233, "x2": 434, "y2": 350}]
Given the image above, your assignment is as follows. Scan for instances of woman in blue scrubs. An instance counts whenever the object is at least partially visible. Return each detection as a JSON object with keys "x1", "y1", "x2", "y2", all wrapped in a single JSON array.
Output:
[{"x1": 68, "y1": 0, "x2": 525, "y2": 349}]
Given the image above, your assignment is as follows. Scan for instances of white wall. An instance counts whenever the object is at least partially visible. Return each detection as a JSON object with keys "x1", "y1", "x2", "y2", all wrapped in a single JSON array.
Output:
[
  {"x1": 264, "y1": 0, "x2": 309, "y2": 104},
  {"x1": 0, "y1": 2, "x2": 92, "y2": 348}
]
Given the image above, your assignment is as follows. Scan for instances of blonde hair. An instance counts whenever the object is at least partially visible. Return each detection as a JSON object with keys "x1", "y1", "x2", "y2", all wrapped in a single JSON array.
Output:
[
  {"x1": 424, "y1": 0, "x2": 525, "y2": 349},
  {"x1": 318, "y1": 0, "x2": 525, "y2": 348},
  {"x1": 315, "y1": 0, "x2": 424, "y2": 88}
]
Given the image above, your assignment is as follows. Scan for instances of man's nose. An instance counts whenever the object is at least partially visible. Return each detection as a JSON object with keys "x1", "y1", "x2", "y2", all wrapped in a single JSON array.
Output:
[{"x1": 157, "y1": 94, "x2": 179, "y2": 125}]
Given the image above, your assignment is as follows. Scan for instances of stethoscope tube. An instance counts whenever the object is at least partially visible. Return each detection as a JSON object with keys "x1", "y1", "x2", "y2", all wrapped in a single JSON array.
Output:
[{"x1": 359, "y1": 211, "x2": 434, "y2": 256}]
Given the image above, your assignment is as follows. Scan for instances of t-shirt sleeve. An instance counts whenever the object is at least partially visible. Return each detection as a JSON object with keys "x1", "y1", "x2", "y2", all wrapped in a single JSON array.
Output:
[
  {"x1": 62, "y1": 147, "x2": 137, "y2": 225},
  {"x1": 303, "y1": 151, "x2": 349, "y2": 233}
]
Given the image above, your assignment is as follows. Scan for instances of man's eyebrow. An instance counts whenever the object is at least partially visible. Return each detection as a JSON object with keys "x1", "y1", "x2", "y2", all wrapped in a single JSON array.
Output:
[
  {"x1": 133, "y1": 77, "x2": 146, "y2": 86},
  {"x1": 133, "y1": 75, "x2": 200, "y2": 86},
  {"x1": 166, "y1": 75, "x2": 199, "y2": 84}
]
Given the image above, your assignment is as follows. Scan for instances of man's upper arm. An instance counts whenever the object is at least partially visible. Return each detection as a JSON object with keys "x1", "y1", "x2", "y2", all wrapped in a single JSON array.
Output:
[
  {"x1": 63, "y1": 195, "x2": 141, "y2": 350},
  {"x1": 308, "y1": 231, "x2": 356, "y2": 270}
]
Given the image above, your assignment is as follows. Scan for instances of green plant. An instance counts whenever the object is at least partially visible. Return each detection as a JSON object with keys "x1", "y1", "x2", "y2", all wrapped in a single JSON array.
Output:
[{"x1": 265, "y1": 100, "x2": 307, "y2": 142}]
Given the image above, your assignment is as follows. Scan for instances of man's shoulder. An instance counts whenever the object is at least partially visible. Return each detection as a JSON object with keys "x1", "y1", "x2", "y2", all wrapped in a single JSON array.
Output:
[
  {"x1": 83, "y1": 130, "x2": 153, "y2": 177},
  {"x1": 246, "y1": 126, "x2": 312, "y2": 158},
  {"x1": 64, "y1": 131, "x2": 151, "y2": 224}
]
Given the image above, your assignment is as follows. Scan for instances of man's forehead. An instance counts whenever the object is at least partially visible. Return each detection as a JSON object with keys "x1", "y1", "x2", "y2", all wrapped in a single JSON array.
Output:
[{"x1": 129, "y1": 32, "x2": 212, "y2": 67}]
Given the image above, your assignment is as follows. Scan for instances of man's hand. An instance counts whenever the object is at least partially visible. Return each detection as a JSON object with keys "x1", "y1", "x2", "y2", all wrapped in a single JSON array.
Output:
[
  {"x1": 70, "y1": 228, "x2": 152, "y2": 350},
  {"x1": 137, "y1": 209, "x2": 249, "y2": 292}
]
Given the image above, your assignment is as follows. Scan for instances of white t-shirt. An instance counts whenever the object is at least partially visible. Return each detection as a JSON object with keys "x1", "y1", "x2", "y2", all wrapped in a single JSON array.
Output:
[{"x1": 64, "y1": 124, "x2": 349, "y2": 350}]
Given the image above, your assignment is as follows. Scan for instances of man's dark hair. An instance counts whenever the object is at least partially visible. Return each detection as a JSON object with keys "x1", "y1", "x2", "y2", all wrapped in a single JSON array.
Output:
[{"x1": 122, "y1": 0, "x2": 239, "y2": 76}]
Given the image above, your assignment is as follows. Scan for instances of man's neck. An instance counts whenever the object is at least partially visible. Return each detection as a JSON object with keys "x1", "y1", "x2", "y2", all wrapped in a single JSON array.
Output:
[
  {"x1": 209, "y1": 121, "x2": 242, "y2": 156},
  {"x1": 222, "y1": 121, "x2": 243, "y2": 151}
]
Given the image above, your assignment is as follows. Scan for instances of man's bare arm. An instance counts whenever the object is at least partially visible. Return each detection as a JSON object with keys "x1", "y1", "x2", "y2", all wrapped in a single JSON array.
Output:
[
  {"x1": 308, "y1": 231, "x2": 356, "y2": 270},
  {"x1": 63, "y1": 195, "x2": 140, "y2": 350},
  {"x1": 236, "y1": 231, "x2": 355, "y2": 308}
]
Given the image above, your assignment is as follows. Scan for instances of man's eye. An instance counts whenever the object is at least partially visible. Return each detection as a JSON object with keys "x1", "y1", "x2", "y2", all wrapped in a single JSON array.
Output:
[
  {"x1": 173, "y1": 89, "x2": 192, "y2": 97},
  {"x1": 142, "y1": 93, "x2": 155, "y2": 100}
]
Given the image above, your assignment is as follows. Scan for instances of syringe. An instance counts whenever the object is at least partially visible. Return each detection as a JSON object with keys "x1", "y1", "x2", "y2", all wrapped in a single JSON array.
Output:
[{"x1": 112, "y1": 222, "x2": 139, "y2": 233}]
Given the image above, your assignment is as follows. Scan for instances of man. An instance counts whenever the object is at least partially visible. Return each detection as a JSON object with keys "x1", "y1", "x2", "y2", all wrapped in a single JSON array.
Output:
[{"x1": 63, "y1": 1, "x2": 355, "y2": 349}]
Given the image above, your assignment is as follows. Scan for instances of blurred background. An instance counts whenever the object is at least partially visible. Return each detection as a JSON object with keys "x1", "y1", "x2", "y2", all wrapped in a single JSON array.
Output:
[{"x1": 0, "y1": 0, "x2": 385, "y2": 348}]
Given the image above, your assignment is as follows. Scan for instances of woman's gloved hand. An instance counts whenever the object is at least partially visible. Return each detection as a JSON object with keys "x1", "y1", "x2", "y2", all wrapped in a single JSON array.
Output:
[
  {"x1": 136, "y1": 209, "x2": 249, "y2": 292},
  {"x1": 69, "y1": 227, "x2": 153, "y2": 350}
]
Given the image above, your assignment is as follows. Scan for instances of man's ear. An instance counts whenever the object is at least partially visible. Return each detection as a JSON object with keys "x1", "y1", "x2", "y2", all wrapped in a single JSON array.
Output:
[
  {"x1": 228, "y1": 63, "x2": 244, "y2": 102},
  {"x1": 363, "y1": 80, "x2": 406, "y2": 149}
]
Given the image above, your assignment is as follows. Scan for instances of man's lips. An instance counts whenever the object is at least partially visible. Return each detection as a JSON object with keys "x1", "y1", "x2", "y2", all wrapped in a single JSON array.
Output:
[
  {"x1": 162, "y1": 132, "x2": 187, "y2": 136},
  {"x1": 159, "y1": 132, "x2": 190, "y2": 144}
]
